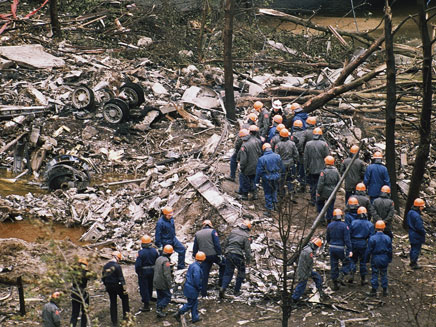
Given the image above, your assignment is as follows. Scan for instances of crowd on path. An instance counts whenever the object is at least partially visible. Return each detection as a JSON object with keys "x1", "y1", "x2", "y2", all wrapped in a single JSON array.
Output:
[{"x1": 42, "y1": 101, "x2": 427, "y2": 326}]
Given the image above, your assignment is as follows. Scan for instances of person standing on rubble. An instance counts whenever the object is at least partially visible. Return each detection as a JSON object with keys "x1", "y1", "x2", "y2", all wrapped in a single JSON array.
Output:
[
  {"x1": 255, "y1": 143, "x2": 283, "y2": 217},
  {"x1": 365, "y1": 220, "x2": 392, "y2": 297},
  {"x1": 344, "y1": 197, "x2": 359, "y2": 227},
  {"x1": 274, "y1": 128, "x2": 298, "y2": 197},
  {"x1": 270, "y1": 123, "x2": 285, "y2": 150},
  {"x1": 267, "y1": 115, "x2": 284, "y2": 143},
  {"x1": 155, "y1": 206, "x2": 186, "y2": 269},
  {"x1": 372, "y1": 186, "x2": 395, "y2": 239},
  {"x1": 326, "y1": 209, "x2": 353, "y2": 291},
  {"x1": 135, "y1": 235, "x2": 159, "y2": 312},
  {"x1": 254, "y1": 101, "x2": 269, "y2": 142},
  {"x1": 316, "y1": 155, "x2": 340, "y2": 224},
  {"x1": 290, "y1": 103, "x2": 308, "y2": 132},
  {"x1": 219, "y1": 220, "x2": 252, "y2": 299},
  {"x1": 349, "y1": 207, "x2": 374, "y2": 285},
  {"x1": 407, "y1": 198, "x2": 426, "y2": 270},
  {"x1": 270, "y1": 100, "x2": 287, "y2": 126},
  {"x1": 304, "y1": 127, "x2": 329, "y2": 205},
  {"x1": 237, "y1": 128, "x2": 261, "y2": 201},
  {"x1": 291, "y1": 237, "x2": 327, "y2": 304},
  {"x1": 364, "y1": 151, "x2": 391, "y2": 203},
  {"x1": 193, "y1": 220, "x2": 225, "y2": 297},
  {"x1": 174, "y1": 251, "x2": 205, "y2": 324},
  {"x1": 302, "y1": 116, "x2": 317, "y2": 144},
  {"x1": 291, "y1": 119, "x2": 307, "y2": 193},
  {"x1": 70, "y1": 257, "x2": 91, "y2": 327},
  {"x1": 153, "y1": 245, "x2": 175, "y2": 318},
  {"x1": 353, "y1": 183, "x2": 375, "y2": 221},
  {"x1": 248, "y1": 125, "x2": 262, "y2": 153},
  {"x1": 42, "y1": 291, "x2": 61, "y2": 327},
  {"x1": 102, "y1": 251, "x2": 130, "y2": 326},
  {"x1": 340, "y1": 145, "x2": 366, "y2": 202}
]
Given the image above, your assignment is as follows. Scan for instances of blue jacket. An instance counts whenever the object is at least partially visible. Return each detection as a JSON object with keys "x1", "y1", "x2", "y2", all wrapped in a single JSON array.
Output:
[
  {"x1": 407, "y1": 208, "x2": 426, "y2": 244},
  {"x1": 255, "y1": 149, "x2": 283, "y2": 184},
  {"x1": 364, "y1": 231, "x2": 392, "y2": 266},
  {"x1": 135, "y1": 246, "x2": 159, "y2": 276},
  {"x1": 363, "y1": 163, "x2": 390, "y2": 197},
  {"x1": 291, "y1": 112, "x2": 308, "y2": 132},
  {"x1": 183, "y1": 261, "x2": 203, "y2": 299},
  {"x1": 345, "y1": 210, "x2": 358, "y2": 228},
  {"x1": 350, "y1": 219, "x2": 375, "y2": 249},
  {"x1": 267, "y1": 126, "x2": 277, "y2": 143},
  {"x1": 155, "y1": 215, "x2": 176, "y2": 248},
  {"x1": 326, "y1": 221, "x2": 352, "y2": 255}
]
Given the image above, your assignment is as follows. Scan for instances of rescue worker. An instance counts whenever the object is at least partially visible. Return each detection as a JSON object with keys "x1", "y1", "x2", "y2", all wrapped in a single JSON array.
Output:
[
  {"x1": 291, "y1": 119, "x2": 307, "y2": 192},
  {"x1": 155, "y1": 206, "x2": 186, "y2": 269},
  {"x1": 270, "y1": 123, "x2": 285, "y2": 150},
  {"x1": 42, "y1": 291, "x2": 61, "y2": 327},
  {"x1": 248, "y1": 125, "x2": 262, "y2": 153},
  {"x1": 102, "y1": 251, "x2": 130, "y2": 326},
  {"x1": 219, "y1": 220, "x2": 252, "y2": 299},
  {"x1": 70, "y1": 257, "x2": 90, "y2": 327},
  {"x1": 255, "y1": 143, "x2": 283, "y2": 217},
  {"x1": 237, "y1": 128, "x2": 261, "y2": 201},
  {"x1": 340, "y1": 145, "x2": 366, "y2": 202},
  {"x1": 302, "y1": 116, "x2": 317, "y2": 145},
  {"x1": 267, "y1": 115, "x2": 283, "y2": 143},
  {"x1": 304, "y1": 127, "x2": 329, "y2": 205},
  {"x1": 290, "y1": 103, "x2": 308, "y2": 132},
  {"x1": 274, "y1": 128, "x2": 298, "y2": 196},
  {"x1": 365, "y1": 220, "x2": 392, "y2": 297},
  {"x1": 291, "y1": 238, "x2": 327, "y2": 304},
  {"x1": 193, "y1": 220, "x2": 225, "y2": 297},
  {"x1": 326, "y1": 209, "x2": 353, "y2": 291},
  {"x1": 344, "y1": 197, "x2": 359, "y2": 227},
  {"x1": 363, "y1": 151, "x2": 391, "y2": 202},
  {"x1": 316, "y1": 155, "x2": 340, "y2": 224},
  {"x1": 247, "y1": 112, "x2": 257, "y2": 126},
  {"x1": 174, "y1": 252, "x2": 205, "y2": 324},
  {"x1": 135, "y1": 235, "x2": 159, "y2": 312},
  {"x1": 353, "y1": 183, "x2": 375, "y2": 220},
  {"x1": 254, "y1": 101, "x2": 269, "y2": 142},
  {"x1": 270, "y1": 99, "x2": 286, "y2": 126},
  {"x1": 372, "y1": 186, "x2": 394, "y2": 239},
  {"x1": 407, "y1": 198, "x2": 426, "y2": 270},
  {"x1": 153, "y1": 245, "x2": 174, "y2": 318},
  {"x1": 349, "y1": 207, "x2": 374, "y2": 285}
]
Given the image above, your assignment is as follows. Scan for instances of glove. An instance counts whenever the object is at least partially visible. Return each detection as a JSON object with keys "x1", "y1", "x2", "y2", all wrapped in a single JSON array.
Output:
[{"x1": 218, "y1": 255, "x2": 226, "y2": 264}]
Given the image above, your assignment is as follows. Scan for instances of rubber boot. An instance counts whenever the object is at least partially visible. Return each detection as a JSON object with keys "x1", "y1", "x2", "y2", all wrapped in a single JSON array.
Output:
[
  {"x1": 156, "y1": 307, "x2": 166, "y2": 318},
  {"x1": 140, "y1": 303, "x2": 150, "y2": 312},
  {"x1": 251, "y1": 190, "x2": 258, "y2": 200},
  {"x1": 382, "y1": 288, "x2": 388, "y2": 297},
  {"x1": 360, "y1": 275, "x2": 367, "y2": 286},
  {"x1": 319, "y1": 289, "x2": 328, "y2": 300},
  {"x1": 369, "y1": 288, "x2": 377, "y2": 297},
  {"x1": 219, "y1": 287, "x2": 225, "y2": 299}
]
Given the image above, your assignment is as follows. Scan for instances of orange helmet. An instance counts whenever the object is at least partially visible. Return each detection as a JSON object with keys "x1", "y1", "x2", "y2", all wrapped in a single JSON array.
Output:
[
  {"x1": 273, "y1": 115, "x2": 283, "y2": 124},
  {"x1": 141, "y1": 235, "x2": 152, "y2": 244},
  {"x1": 293, "y1": 120, "x2": 303, "y2": 128},
  {"x1": 249, "y1": 125, "x2": 259, "y2": 132},
  {"x1": 375, "y1": 220, "x2": 386, "y2": 230},
  {"x1": 195, "y1": 251, "x2": 206, "y2": 261},
  {"x1": 333, "y1": 208, "x2": 343, "y2": 218},
  {"x1": 312, "y1": 237, "x2": 322, "y2": 248},
  {"x1": 324, "y1": 155, "x2": 334, "y2": 165},
  {"x1": 253, "y1": 101, "x2": 263, "y2": 111},
  {"x1": 276, "y1": 123, "x2": 285, "y2": 132},
  {"x1": 262, "y1": 143, "x2": 271, "y2": 151},
  {"x1": 162, "y1": 206, "x2": 174, "y2": 217},
  {"x1": 373, "y1": 151, "x2": 383, "y2": 159},
  {"x1": 306, "y1": 116, "x2": 316, "y2": 126},
  {"x1": 348, "y1": 197, "x2": 359, "y2": 206},
  {"x1": 313, "y1": 127, "x2": 323, "y2": 135},
  {"x1": 112, "y1": 251, "x2": 122, "y2": 261},
  {"x1": 280, "y1": 129, "x2": 290, "y2": 138},
  {"x1": 357, "y1": 206, "x2": 367, "y2": 215},
  {"x1": 356, "y1": 183, "x2": 366, "y2": 192},
  {"x1": 413, "y1": 198, "x2": 425, "y2": 207},
  {"x1": 239, "y1": 128, "x2": 250, "y2": 138},
  {"x1": 290, "y1": 103, "x2": 301, "y2": 111},
  {"x1": 78, "y1": 257, "x2": 88, "y2": 266},
  {"x1": 163, "y1": 244, "x2": 174, "y2": 254},
  {"x1": 350, "y1": 145, "x2": 359, "y2": 154},
  {"x1": 243, "y1": 219, "x2": 252, "y2": 230},
  {"x1": 202, "y1": 219, "x2": 213, "y2": 227},
  {"x1": 247, "y1": 113, "x2": 257, "y2": 122},
  {"x1": 381, "y1": 185, "x2": 391, "y2": 193}
]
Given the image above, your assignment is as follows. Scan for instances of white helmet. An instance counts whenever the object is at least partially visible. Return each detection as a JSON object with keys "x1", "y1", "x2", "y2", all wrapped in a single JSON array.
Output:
[{"x1": 272, "y1": 100, "x2": 282, "y2": 110}]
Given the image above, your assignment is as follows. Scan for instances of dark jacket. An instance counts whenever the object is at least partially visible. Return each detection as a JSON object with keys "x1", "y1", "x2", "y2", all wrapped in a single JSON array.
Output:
[
  {"x1": 155, "y1": 215, "x2": 176, "y2": 248},
  {"x1": 42, "y1": 301, "x2": 61, "y2": 327},
  {"x1": 255, "y1": 149, "x2": 283, "y2": 184},
  {"x1": 296, "y1": 243, "x2": 316, "y2": 282},
  {"x1": 372, "y1": 193, "x2": 394, "y2": 231},
  {"x1": 316, "y1": 166, "x2": 340, "y2": 200},
  {"x1": 258, "y1": 108, "x2": 270, "y2": 138},
  {"x1": 364, "y1": 231, "x2": 392, "y2": 266},
  {"x1": 304, "y1": 139, "x2": 329, "y2": 175},
  {"x1": 291, "y1": 112, "x2": 308, "y2": 132},
  {"x1": 153, "y1": 255, "x2": 172, "y2": 290},
  {"x1": 340, "y1": 156, "x2": 366, "y2": 192},
  {"x1": 407, "y1": 208, "x2": 426, "y2": 244},
  {"x1": 183, "y1": 261, "x2": 203, "y2": 299},
  {"x1": 350, "y1": 218, "x2": 375, "y2": 249},
  {"x1": 193, "y1": 227, "x2": 222, "y2": 257},
  {"x1": 135, "y1": 246, "x2": 159, "y2": 276},
  {"x1": 327, "y1": 221, "x2": 352, "y2": 255},
  {"x1": 102, "y1": 260, "x2": 126, "y2": 286},
  {"x1": 238, "y1": 135, "x2": 261, "y2": 175},
  {"x1": 363, "y1": 163, "x2": 391, "y2": 198},
  {"x1": 345, "y1": 210, "x2": 358, "y2": 228},
  {"x1": 224, "y1": 227, "x2": 251, "y2": 263},
  {"x1": 274, "y1": 138, "x2": 298, "y2": 167}
]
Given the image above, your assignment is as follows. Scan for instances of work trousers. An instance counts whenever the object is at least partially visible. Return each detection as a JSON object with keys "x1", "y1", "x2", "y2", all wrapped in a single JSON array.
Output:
[
  {"x1": 291, "y1": 271, "x2": 323, "y2": 301},
  {"x1": 201, "y1": 255, "x2": 225, "y2": 296},
  {"x1": 221, "y1": 253, "x2": 246, "y2": 293},
  {"x1": 105, "y1": 284, "x2": 129, "y2": 325}
]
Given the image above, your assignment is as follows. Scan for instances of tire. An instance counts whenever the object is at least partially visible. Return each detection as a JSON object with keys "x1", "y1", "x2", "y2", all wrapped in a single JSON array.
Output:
[
  {"x1": 103, "y1": 98, "x2": 130, "y2": 124},
  {"x1": 71, "y1": 85, "x2": 96, "y2": 111},
  {"x1": 119, "y1": 82, "x2": 145, "y2": 108}
]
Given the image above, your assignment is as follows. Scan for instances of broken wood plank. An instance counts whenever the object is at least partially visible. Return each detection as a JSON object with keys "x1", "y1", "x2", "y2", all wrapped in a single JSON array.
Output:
[{"x1": 0, "y1": 133, "x2": 27, "y2": 155}]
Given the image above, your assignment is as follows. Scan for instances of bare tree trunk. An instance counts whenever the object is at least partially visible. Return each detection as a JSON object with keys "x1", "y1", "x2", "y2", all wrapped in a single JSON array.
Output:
[
  {"x1": 403, "y1": 0, "x2": 433, "y2": 227},
  {"x1": 224, "y1": 0, "x2": 236, "y2": 121},
  {"x1": 384, "y1": 0, "x2": 399, "y2": 211},
  {"x1": 49, "y1": 0, "x2": 62, "y2": 38},
  {"x1": 198, "y1": 0, "x2": 209, "y2": 62}
]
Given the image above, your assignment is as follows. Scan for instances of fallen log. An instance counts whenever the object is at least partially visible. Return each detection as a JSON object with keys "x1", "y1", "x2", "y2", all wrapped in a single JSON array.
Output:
[{"x1": 204, "y1": 58, "x2": 335, "y2": 68}]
